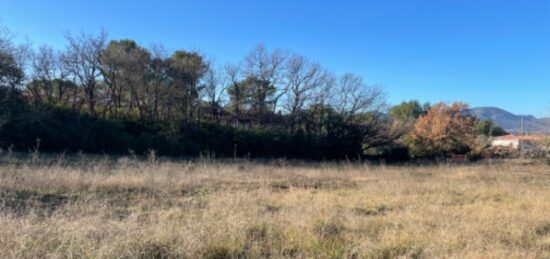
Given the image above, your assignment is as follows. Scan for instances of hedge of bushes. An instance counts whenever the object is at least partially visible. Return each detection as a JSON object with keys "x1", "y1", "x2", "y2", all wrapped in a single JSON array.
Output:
[{"x1": 0, "y1": 101, "x2": 364, "y2": 160}]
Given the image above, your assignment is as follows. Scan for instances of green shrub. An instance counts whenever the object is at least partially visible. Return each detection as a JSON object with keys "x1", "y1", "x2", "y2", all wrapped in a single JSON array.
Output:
[{"x1": 0, "y1": 100, "x2": 383, "y2": 160}]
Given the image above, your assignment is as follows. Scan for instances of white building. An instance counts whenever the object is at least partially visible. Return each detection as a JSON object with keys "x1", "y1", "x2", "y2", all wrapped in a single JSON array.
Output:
[{"x1": 491, "y1": 135, "x2": 542, "y2": 150}]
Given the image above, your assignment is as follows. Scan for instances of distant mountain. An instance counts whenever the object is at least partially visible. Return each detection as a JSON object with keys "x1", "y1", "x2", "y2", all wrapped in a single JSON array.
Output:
[{"x1": 469, "y1": 107, "x2": 550, "y2": 133}]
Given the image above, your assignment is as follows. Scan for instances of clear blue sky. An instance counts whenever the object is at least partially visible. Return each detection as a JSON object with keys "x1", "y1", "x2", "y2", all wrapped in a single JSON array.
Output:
[{"x1": 2, "y1": 0, "x2": 549, "y2": 116}]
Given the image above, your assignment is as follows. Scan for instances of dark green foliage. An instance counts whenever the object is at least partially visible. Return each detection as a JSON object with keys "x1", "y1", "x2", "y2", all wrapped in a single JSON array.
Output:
[
  {"x1": 475, "y1": 119, "x2": 507, "y2": 137},
  {"x1": 0, "y1": 98, "x2": 366, "y2": 159},
  {"x1": 0, "y1": 88, "x2": 26, "y2": 126},
  {"x1": 0, "y1": 50, "x2": 24, "y2": 89},
  {"x1": 535, "y1": 222, "x2": 550, "y2": 236},
  {"x1": 0, "y1": 23, "x2": 417, "y2": 161},
  {"x1": 379, "y1": 145, "x2": 410, "y2": 162},
  {"x1": 466, "y1": 150, "x2": 483, "y2": 161},
  {"x1": 389, "y1": 100, "x2": 428, "y2": 122}
]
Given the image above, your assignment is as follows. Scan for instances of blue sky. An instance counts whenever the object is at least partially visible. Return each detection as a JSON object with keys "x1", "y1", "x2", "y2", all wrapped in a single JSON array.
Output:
[{"x1": 2, "y1": 0, "x2": 549, "y2": 116}]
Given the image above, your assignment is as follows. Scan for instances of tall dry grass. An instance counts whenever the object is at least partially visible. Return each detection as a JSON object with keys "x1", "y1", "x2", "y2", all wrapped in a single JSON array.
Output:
[{"x1": 1, "y1": 156, "x2": 550, "y2": 258}]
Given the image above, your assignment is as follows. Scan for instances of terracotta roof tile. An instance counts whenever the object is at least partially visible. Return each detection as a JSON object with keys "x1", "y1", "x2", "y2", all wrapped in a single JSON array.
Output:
[{"x1": 494, "y1": 135, "x2": 544, "y2": 141}]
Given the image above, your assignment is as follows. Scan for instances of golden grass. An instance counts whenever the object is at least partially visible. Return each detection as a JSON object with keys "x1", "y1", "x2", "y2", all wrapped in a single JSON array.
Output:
[{"x1": 1, "y1": 157, "x2": 550, "y2": 258}]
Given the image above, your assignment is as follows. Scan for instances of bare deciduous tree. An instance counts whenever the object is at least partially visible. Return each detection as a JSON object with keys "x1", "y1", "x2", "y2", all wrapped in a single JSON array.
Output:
[
  {"x1": 61, "y1": 30, "x2": 107, "y2": 116},
  {"x1": 29, "y1": 45, "x2": 69, "y2": 104},
  {"x1": 0, "y1": 23, "x2": 28, "y2": 90},
  {"x1": 331, "y1": 73, "x2": 386, "y2": 123},
  {"x1": 203, "y1": 64, "x2": 227, "y2": 120},
  {"x1": 225, "y1": 63, "x2": 245, "y2": 126},
  {"x1": 243, "y1": 44, "x2": 288, "y2": 119},
  {"x1": 283, "y1": 54, "x2": 325, "y2": 130},
  {"x1": 147, "y1": 44, "x2": 170, "y2": 120}
]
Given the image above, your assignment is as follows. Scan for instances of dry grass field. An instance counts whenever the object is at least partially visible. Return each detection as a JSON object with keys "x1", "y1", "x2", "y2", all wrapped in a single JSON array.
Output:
[{"x1": 1, "y1": 156, "x2": 550, "y2": 258}]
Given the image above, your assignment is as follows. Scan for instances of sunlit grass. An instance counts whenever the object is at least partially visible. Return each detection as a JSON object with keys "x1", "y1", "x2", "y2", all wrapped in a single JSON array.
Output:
[{"x1": 1, "y1": 157, "x2": 549, "y2": 258}]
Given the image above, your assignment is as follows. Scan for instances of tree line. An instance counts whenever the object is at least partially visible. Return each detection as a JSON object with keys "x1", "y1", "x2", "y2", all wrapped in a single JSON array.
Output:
[{"x1": 0, "y1": 24, "x2": 504, "y2": 160}]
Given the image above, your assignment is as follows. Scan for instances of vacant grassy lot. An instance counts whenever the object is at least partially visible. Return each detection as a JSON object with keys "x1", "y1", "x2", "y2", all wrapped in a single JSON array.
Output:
[{"x1": 1, "y1": 156, "x2": 550, "y2": 258}]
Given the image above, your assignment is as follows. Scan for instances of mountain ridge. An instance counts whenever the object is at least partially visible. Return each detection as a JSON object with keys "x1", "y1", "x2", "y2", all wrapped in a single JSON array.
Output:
[{"x1": 468, "y1": 107, "x2": 550, "y2": 133}]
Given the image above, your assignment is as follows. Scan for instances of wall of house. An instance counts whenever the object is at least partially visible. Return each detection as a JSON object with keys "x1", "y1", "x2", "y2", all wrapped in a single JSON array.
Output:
[{"x1": 491, "y1": 139, "x2": 519, "y2": 149}]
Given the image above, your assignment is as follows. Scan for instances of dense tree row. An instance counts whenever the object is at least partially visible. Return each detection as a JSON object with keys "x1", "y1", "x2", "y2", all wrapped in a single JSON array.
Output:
[
  {"x1": 0, "y1": 24, "x2": 504, "y2": 160},
  {"x1": 0, "y1": 25, "x2": 406, "y2": 159},
  {"x1": 19, "y1": 30, "x2": 388, "y2": 129}
]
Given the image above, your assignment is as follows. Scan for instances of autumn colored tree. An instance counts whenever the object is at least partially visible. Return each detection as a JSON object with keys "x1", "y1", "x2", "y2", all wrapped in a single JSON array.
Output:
[{"x1": 408, "y1": 102, "x2": 476, "y2": 157}]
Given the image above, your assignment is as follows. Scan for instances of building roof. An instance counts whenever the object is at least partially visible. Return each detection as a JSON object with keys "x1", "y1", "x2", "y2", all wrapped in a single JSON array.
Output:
[{"x1": 494, "y1": 135, "x2": 544, "y2": 141}]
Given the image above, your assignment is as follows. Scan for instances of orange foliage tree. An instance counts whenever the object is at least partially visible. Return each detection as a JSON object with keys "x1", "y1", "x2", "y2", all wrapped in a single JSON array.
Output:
[{"x1": 408, "y1": 102, "x2": 476, "y2": 157}]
